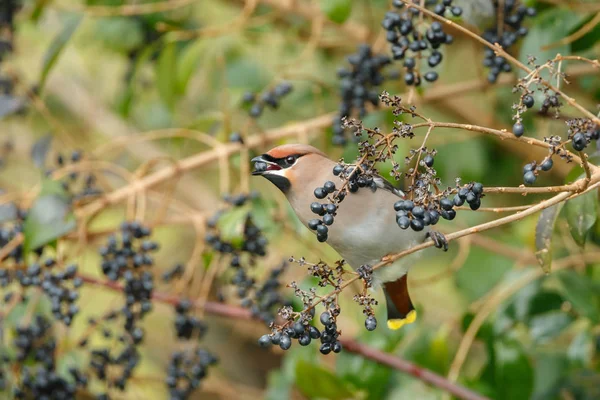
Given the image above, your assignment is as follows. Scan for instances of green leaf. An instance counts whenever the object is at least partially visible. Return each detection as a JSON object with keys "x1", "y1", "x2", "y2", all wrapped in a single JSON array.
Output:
[
  {"x1": 455, "y1": 247, "x2": 512, "y2": 302},
  {"x1": 526, "y1": 290, "x2": 565, "y2": 319},
  {"x1": 535, "y1": 203, "x2": 564, "y2": 273},
  {"x1": 568, "y1": 331, "x2": 593, "y2": 367},
  {"x1": 532, "y1": 352, "x2": 568, "y2": 400},
  {"x1": 155, "y1": 42, "x2": 178, "y2": 110},
  {"x1": 265, "y1": 371, "x2": 291, "y2": 400},
  {"x1": 30, "y1": 0, "x2": 51, "y2": 21},
  {"x1": 557, "y1": 270, "x2": 600, "y2": 323},
  {"x1": 39, "y1": 14, "x2": 82, "y2": 92},
  {"x1": 295, "y1": 359, "x2": 357, "y2": 399},
  {"x1": 93, "y1": 17, "x2": 144, "y2": 53},
  {"x1": 216, "y1": 205, "x2": 251, "y2": 248},
  {"x1": 337, "y1": 352, "x2": 391, "y2": 400},
  {"x1": 320, "y1": 0, "x2": 353, "y2": 24},
  {"x1": 565, "y1": 190, "x2": 598, "y2": 246},
  {"x1": 461, "y1": 312, "x2": 494, "y2": 342},
  {"x1": 176, "y1": 40, "x2": 205, "y2": 95},
  {"x1": 529, "y1": 311, "x2": 573, "y2": 343},
  {"x1": 494, "y1": 339, "x2": 534, "y2": 400},
  {"x1": 23, "y1": 180, "x2": 76, "y2": 253}
]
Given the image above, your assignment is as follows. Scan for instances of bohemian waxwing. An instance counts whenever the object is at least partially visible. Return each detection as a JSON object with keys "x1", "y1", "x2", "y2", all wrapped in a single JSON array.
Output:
[{"x1": 252, "y1": 143, "x2": 432, "y2": 330}]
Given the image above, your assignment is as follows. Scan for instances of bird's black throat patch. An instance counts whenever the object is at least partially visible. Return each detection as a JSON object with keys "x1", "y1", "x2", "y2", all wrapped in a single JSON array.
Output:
[{"x1": 263, "y1": 174, "x2": 290, "y2": 193}]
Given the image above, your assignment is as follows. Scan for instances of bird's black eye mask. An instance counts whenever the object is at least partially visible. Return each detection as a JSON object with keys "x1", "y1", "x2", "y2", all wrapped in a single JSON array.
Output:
[{"x1": 252, "y1": 154, "x2": 302, "y2": 174}]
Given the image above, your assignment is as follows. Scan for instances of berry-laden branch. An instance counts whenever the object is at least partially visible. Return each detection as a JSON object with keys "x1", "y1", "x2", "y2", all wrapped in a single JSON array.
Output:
[
  {"x1": 76, "y1": 273, "x2": 488, "y2": 400},
  {"x1": 269, "y1": 89, "x2": 600, "y2": 355},
  {"x1": 397, "y1": 0, "x2": 600, "y2": 126}
]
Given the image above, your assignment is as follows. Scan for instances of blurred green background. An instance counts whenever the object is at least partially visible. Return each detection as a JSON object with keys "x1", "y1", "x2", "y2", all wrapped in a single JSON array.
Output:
[{"x1": 1, "y1": 0, "x2": 600, "y2": 399}]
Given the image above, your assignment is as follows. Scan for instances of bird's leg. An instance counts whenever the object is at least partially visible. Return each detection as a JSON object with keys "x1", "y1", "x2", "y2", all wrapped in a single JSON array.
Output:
[{"x1": 426, "y1": 230, "x2": 448, "y2": 251}]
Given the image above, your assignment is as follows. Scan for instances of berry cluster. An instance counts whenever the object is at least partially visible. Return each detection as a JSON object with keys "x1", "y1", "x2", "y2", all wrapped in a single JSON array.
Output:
[
  {"x1": 482, "y1": 1, "x2": 536, "y2": 83},
  {"x1": 205, "y1": 194, "x2": 267, "y2": 256},
  {"x1": 256, "y1": 257, "x2": 375, "y2": 355},
  {"x1": 7, "y1": 314, "x2": 88, "y2": 399},
  {"x1": 568, "y1": 118, "x2": 599, "y2": 152},
  {"x1": 243, "y1": 261, "x2": 291, "y2": 324},
  {"x1": 381, "y1": 0, "x2": 461, "y2": 86},
  {"x1": 89, "y1": 345, "x2": 140, "y2": 391},
  {"x1": 0, "y1": 0, "x2": 20, "y2": 99},
  {"x1": 206, "y1": 193, "x2": 291, "y2": 324},
  {"x1": 333, "y1": 45, "x2": 392, "y2": 145},
  {"x1": 307, "y1": 159, "x2": 391, "y2": 243},
  {"x1": 242, "y1": 81, "x2": 293, "y2": 118},
  {"x1": 520, "y1": 119, "x2": 598, "y2": 186},
  {"x1": 308, "y1": 180, "x2": 338, "y2": 242},
  {"x1": 46, "y1": 150, "x2": 103, "y2": 204},
  {"x1": 259, "y1": 311, "x2": 342, "y2": 354},
  {"x1": 13, "y1": 315, "x2": 55, "y2": 368},
  {"x1": 13, "y1": 366, "x2": 87, "y2": 400},
  {"x1": 166, "y1": 348, "x2": 218, "y2": 400},
  {"x1": 99, "y1": 221, "x2": 157, "y2": 334},
  {"x1": 523, "y1": 157, "x2": 553, "y2": 185},
  {"x1": 0, "y1": 207, "x2": 26, "y2": 264},
  {"x1": 0, "y1": 253, "x2": 82, "y2": 326},
  {"x1": 39, "y1": 262, "x2": 82, "y2": 326},
  {"x1": 174, "y1": 299, "x2": 207, "y2": 339}
]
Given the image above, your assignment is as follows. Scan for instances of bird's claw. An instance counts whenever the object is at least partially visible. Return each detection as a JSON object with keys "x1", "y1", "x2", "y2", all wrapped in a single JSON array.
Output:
[{"x1": 426, "y1": 230, "x2": 448, "y2": 251}]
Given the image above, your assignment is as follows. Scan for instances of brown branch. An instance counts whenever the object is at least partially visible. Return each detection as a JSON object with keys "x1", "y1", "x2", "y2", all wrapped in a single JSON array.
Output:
[
  {"x1": 75, "y1": 113, "x2": 335, "y2": 218},
  {"x1": 232, "y1": 0, "x2": 370, "y2": 44},
  {"x1": 341, "y1": 340, "x2": 488, "y2": 400},
  {"x1": 54, "y1": 0, "x2": 197, "y2": 16},
  {"x1": 0, "y1": 233, "x2": 23, "y2": 262},
  {"x1": 76, "y1": 273, "x2": 487, "y2": 400}
]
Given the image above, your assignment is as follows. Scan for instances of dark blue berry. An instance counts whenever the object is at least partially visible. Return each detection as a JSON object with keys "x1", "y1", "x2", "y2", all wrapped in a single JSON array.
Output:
[
  {"x1": 523, "y1": 171, "x2": 536, "y2": 185},
  {"x1": 308, "y1": 219, "x2": 321, "y2": 230},
  {"x1": 320, "y1": 343, "x2": 332, "y2": 354},
  {"x1": 397, "y1": 216, "x2": 410, "y2": 229},
  {"x1": 324, "y1": 181, "x2": 336, "y2": 193},
  {"x1": 513, "y1": 122, "x2": 524, "y2": 137},
  {"x1": 540, "y1": 159, "x2": 553, "y2": 171},
  {"x1": 314, "y1": 187, "x2": 327, "y2": 199},
  {"x1": 572, "y1": 133, "x2": 586, "y2": 151},
  {"x1": 365, "y1": 316, "x2": 377, "y2": 331},
  {"x1": 423, "y1": 155, "x2": 434, "y2": 167},
  {"x1": 411, "y1": 218, "x2": 424, "y2": 231},
  {"x1": 258, "y1": 334, "x2": 271, "y2": 347},
  {"x1": 320, "y1": 312, "x2": 331, "y2": 326},
  {"x1": 279, "y1": 334, "x2": 291, "y2": 350}
]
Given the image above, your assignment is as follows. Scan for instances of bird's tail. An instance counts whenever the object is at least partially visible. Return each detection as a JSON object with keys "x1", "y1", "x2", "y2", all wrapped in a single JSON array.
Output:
[{"x1": 383, "y1": 274, "x2": 417, "y2": 330}]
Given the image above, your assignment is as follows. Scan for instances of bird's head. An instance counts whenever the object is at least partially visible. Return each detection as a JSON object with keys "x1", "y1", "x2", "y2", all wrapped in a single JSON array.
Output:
[{"x1": 251, "y1": 144, "x2": 328, "y2": 193}]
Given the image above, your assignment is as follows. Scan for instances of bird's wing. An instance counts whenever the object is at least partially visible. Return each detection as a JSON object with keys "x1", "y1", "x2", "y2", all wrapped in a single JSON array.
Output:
[{"x1": 372, "y1": 175, "x2": 405, "y2": 198}]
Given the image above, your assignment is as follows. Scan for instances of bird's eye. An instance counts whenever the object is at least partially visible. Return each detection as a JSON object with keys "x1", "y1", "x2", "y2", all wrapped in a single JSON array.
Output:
[{"x1": 285, "y1": 156, "x2": 296, "y2": 165}]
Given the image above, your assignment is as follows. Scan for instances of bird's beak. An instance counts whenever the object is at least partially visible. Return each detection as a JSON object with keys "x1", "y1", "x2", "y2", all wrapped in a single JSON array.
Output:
[{"x1": 251, "y1": 155, "x2": 281, "y2": 175}]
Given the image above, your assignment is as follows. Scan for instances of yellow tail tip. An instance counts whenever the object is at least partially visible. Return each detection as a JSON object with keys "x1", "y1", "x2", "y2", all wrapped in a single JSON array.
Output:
[{"x1": 387, "y1": 310, "x2": 417, "y2": 330}]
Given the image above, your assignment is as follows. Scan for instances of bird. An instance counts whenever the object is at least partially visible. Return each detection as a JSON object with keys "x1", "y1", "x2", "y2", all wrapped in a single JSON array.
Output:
[{"x1": 251, "y1": 143, "x2": 442, "y2": 330}]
